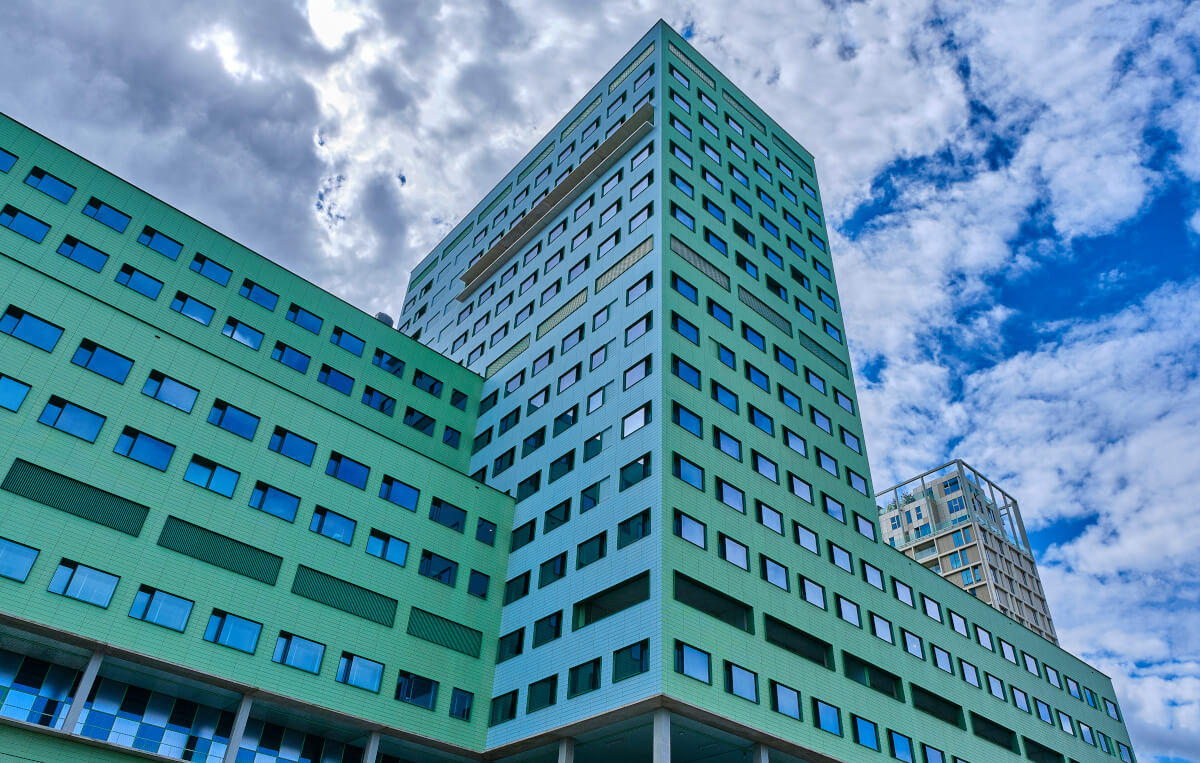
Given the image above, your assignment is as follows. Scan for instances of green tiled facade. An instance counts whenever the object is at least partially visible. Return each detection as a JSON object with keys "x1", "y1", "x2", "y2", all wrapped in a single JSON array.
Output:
[{"x1": 0, "y1": 19, "x2": 1134, "y2": 763}]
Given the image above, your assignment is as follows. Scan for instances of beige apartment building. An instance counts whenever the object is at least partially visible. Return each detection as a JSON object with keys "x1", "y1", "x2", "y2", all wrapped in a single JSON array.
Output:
[{"x1": 877, "y1": 460, "x2": 1058, "y2": 642}]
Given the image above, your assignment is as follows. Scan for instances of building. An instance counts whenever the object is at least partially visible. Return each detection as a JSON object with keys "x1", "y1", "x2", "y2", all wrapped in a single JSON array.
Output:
[
  {"x1": 876, "y1": 460, "x2": 1057, "y2": 642},
  {"x1": 0, "y1": 19, "x2": 1135, "y2": 763}
]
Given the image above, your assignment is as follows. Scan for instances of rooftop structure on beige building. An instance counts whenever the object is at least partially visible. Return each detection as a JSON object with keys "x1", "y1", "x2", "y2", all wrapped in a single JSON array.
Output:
[{"x1": 877, "y1": 460, "x2": 1058, "y2": 642}]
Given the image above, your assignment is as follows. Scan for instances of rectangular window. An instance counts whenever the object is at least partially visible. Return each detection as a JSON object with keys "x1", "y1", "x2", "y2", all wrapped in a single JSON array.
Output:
[
  {"x1": 0, "y1": 536, "x2": 38, "y2": 582},
  {"x1": 270, "y1": 341, "x2": 310, "y2": 373},
  {"x1": 814, "y1": 699, "x2": 841, "y2": 735},
  {"x1": 0, "y1": 204, "x2": 50, "y2": 242},
  {"x1": 249, "y1": 481, "x2": 300, "y2": 522},
  {"x1": 239, "y1": 279, "x2": 279, "y2": 311},
  {"x1": 114, "y1": 427, "x2": 175, "y2": 471},
  {"x1": 318, "y1": 364, "x2": 355, "y2": 395},
  {"x1": 612, "y1": 640, "x2": 650, "y2": 682},
  {"x1": 204, "y1": 610, "x2": 262, "y2": 653},
  {"x1": 184, "y1": 455, "x2": 239, "y2": 497},
  {"x1": 221, "y1": 317, "x2": 263, "y2": 350},
  {"x1": 208, "y1": 399, "x2": 260, "y2": 440},
  {"x1": 24, "y1": 167, "x2": 75, "y2": 203},
  {"x1": 71, "y1": 339, "x2": 133, "y2": 383},
  {"x1": 169, "y1": 291, "x2": 215, "y2": 325},
  {"x1": 326, "y1": 452, "x2": 369, "y2": 489},
  {"x1": 430, "y1": 497, "x2": 467, "y2": 532},
  {"x1": 38, "y1": 396, "x2": 105, "y2": 442},
  {"x1": 189, "y1": 253, "x2": 232, "y2": 286},
  {"x1": 48, "y1": 559, "x2": 118, "y2": 608},
  {"x1": 137, "y1": 226, "x2": 183, "y2": 259},
  {"x1": 418, "y1": 550, "x2": 458, "y2": 586},
  {"x1": 1, "y1": 306, "x2": 63, "y2": 352},
  {"x1": 310, "y1": 505, "x2": 356, "y2": 544},
  {"x1": 568, "y1": 659, "x2": 602, "y2": 698},
  {"x1": 617, "y1": 508, "x2": 651, "y2": 548},
  {"x1": 395, "y1": 671, "x2": 439, "y2": 710},
  {"x1": 286, "y1": 303, "x2": 324, "y2": 334},
  {"x1": 129, "y1": 585, "x2": 193, "y2": 632},
  {"x1": 57, "y1": 236, "x2": 109, "y2": 272}
]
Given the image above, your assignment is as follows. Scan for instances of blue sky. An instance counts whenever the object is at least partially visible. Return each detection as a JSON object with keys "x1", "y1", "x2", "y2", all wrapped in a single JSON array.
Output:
[{"x1": 0, "y1": 0, "x2": 1196, "y2": 759}]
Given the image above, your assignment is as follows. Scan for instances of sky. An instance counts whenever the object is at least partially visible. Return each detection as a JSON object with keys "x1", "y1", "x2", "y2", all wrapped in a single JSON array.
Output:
[{"x1": 1, "y1": 0, "x2": 1196, "y2": 758}]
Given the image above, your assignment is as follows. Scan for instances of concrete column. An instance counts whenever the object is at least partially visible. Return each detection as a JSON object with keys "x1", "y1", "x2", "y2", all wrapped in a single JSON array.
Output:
[
  {"x1": 221, "y1": 694, "x2": 254, "y2": 763},
  {"x1": 363, "y1": 731, "x2": 381, "y2": 762},
  {"x1": 751, "y1": 742, "x2": 770, "y2": 763},
  {"x1": 652, "y1": 708, "x2": 670, "y2": 763},
  {"x1": 61, "y1": 651, "x2": 103, "y2": 734},
  {"x1": 557, "y1": 737, "x2": 575, "y2": 763}
]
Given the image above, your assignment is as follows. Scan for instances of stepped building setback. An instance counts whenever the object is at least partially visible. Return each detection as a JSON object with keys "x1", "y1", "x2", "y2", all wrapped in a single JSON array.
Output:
[
  {"x1": 0, "y1": 20, "x2": 1134, "y2": 763},
  {"x1": 877, "y1": 460, "x2": 1057, "y2": 643}
]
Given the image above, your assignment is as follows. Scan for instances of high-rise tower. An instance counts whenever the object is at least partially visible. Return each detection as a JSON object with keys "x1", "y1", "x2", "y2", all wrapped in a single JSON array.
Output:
[{"x1": 0, "y1": 19, "x2": 1135, "y2": 763}]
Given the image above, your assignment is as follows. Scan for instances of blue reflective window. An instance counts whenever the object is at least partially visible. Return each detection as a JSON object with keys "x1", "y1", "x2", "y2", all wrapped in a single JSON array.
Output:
[
  {"x1": 380, "y1": 475, "x2": 419, "y2": 510},
  {"x1": 732, "y1": 193, "x2": 751, "y2": 216},
  {"x1": 38, "y1": 396, "x2": 104, "y2": 442},
  {"x1": 888, "y1": 731, "x2": 914, "y2": 762},
  {"x1": 781, "y1": 184, "x2": 797, "y2": 204},
  {"x1": 82, "y1": 197, "x2": 131, "y2": 233},
  {"x1": 743, "y1": 324, "x2": 766, "y2": 351},
  {"x1": 413, "y1": 370, "x2": 444, "y2": 397},
  {"x1": 337, "y1": 652, "x2": 384, "y2": 693},
  {"x1": 707, "y1": 299, "x2": 732, "y2": 327},
  {"x1": 672, "y1": 172, "x2": 694, "y2": 197},
  {"x1": 271, "y1": 341, "x2": 310, "y2": 373},
  {"x1": 169, "y1": 291, "x2": 214, "y2": 325},
  {"x1": 673, "y1": 453, "x2": 704, "y2": 489},
  {"x1": 814, "y1": 259, "x2": 832, "y2": 280},
  {"x1": 672, "y1": 355, "x2": 700, "y2": 389},
  {"x1": 367, "y1": 529, "x2": 408, "y2": 566},
  {"x1": 430, "y1": 497, "x2": 467, "y2": 532},
  {"x1": 250, "y1": 481, "x2": 300, "y2": 522},
  {"x1": 114, "y1": 427, "x2": 174, "y2": 471},
  {"x1": 758, "y1": 188, "x2": 776, "y2": 210},
  {"x1": 138, "y1": 226, "x2": 183, "y2": 260},
  {"x1": 207, "y1": 399, "x2": 259, "y2": 440},
  {"x1": 326, "y1": 452, "x2": 369, "y2": 489},
  {"x1": 57, "y1": 236, "x2": 108, "y2": 272},
  {"x1": 330, "y1": 326, "x2": 365, "y2": 356},
  {"x1": 142, "y1": 370, "x2": 198, "y2": 413},
  {"x1": 286, "y1": 302, "x2": 323, "y2": 334},
  {"x1": 318, "y1": 364, "x2": 354, "y2": 395},
  {"x1": 48, "y1": 560, "x2": 118, "y2": 607},
  {"x1": 273, "y1": 632, "x2": 325, "y2": 673},
  {"x1": 671, "y1": 142, "x2": 692, "y2": 168},
  {"x1": 745, "y1": 363, "x2": 769, "y2": 391},
  {"x1": 795, "y1": 298, "x2": 815, "y2": 322},
  {"x1": 788, "y1": 237, "x2": 807, "y2": 260},
  {"x1": 809, "y1": 231, "x2": 826, "y2": 252},
  {"x1": 129, "y1": 585, "x2": 192, "y2": 631},
  {"x1": 671, "y1": 203, "x2": 695, "y2": 230},
  {"x1": 814, "y1": 699, "x2": 841, "y2": 735},
  {"x1": 71, "y1": 339, "x2": 133, "y2": 383},
  {"x1": 0, "y1": 205, "x2": 50, "y2": 243},
  {"x1": 0, "y1": 536, "x2": 38, "y2": 582},
  {"x1": 222, "y1": 318, "x2": 263, "y2": 350},
  {"x1": 189, "y1": 254, "x2": 232, "y2": 286},
  {"x1": 0, "y1": 148, "x2": 15, "y2": 173},
  {"x1": 184, "y1": 455, "x2": 239, "y2": 497},
  {"x1": 714, "y1": 429, "x2": 742, "y2": 460},
  {"x1": 116, "y1": 264, "x2": 163, "y2": 299},
  {"x1": 373, "y1": 348, "x2": 405, "y2": 377},
  {"x1": 671, "y1": 273, "x2": 697, "y2": 303},
  {"x1": 705, "y1": 229, "x2": 727, "y2": 255},
  {"x1": 205, "y1": 610, "x2": 262, "y2": 653},
  {"x1": 761, "y1": 217, "x2": 780, "y2": 239},
  {"x1": 24, "y1": 167, "x2": 75, "y2": 203},
  {"x1": 824, "y1": 320, "x2": 842, "y2": 344},
  {"x1": 310, "y1": 506, "x2": 356, "y2": 544},
  {"x1": 268, "y1": 426, "x2": 316, "y2": 465},
  {"x1": 853, "y1": 716, "x2": 878, "y2": 749},
  {"x1": 239, "y1": 279, "x2": 279, "y2": 311},
  {"x1": 418, "y1": 551, "x2": 458, "y2": 586},
  {"x1": 362, "y1": 386, "x2": 396, "y2": 416},
  {"x1": 0, "y1": 374, "x2": 31, "y2": 412},
  {"x1": 403, "y1": 406, "x2": 436, "y2": 435},
  {"x1": 712, "y1": 382, "x2": 738, "y2": 412},
  {"x1": 672, "y1": 313, "x2": 699, "y2": 344},
  {"x1": 775, "y1": 347, "x2": 797, "y2": 373},
  {"x1": 704, "y1": 197, "x2": 725, "y2": 223}
]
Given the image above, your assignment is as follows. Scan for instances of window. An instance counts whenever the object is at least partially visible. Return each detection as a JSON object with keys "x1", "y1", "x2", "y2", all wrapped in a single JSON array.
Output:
[
  {"x1": 568, "y1": 659, "x2": 602, "y2": 698},
  {"x1": 72, "y1": 339, "x2": 133, "y2": 383},
  {"x1": 711, "y1": 381, "x2": 738, "y2": 412},
  {"x1": 395, "y1": 671, "x2": 439, "y2": 710},
  {"x1": 800, "y1": 576, "x2": 825, "y2": 608},
  {"x1": 286, "y1": 303, "x2": 323, "y2": 334},
  {"x1": 871, "y1": 613, "x2": 893, "y2": 643},
  {"x1": 114, "y1": 427, "x2": 175, "y2": 471},
  {"x1": 814, "y1": 699, "x2": 841, "y2": 735},
  {"x1": 1, "y1": 306, "x2": 63, "y2": 352},
  {"x1": 310, "y1": 506, "x2": 356, "y2": 544},
  {"x1": 187, "y1": 253, "x2": 231, "y2": 286},
  {"x1": 239, "y1": 279, "x2": 279, "y2": 311},
  {"x1": 620, "y1": 453, "x2": 651, "y2": 490},
  {"x1": 209, "y1": 399, "x2": 260, "y2": 441},
  {"x1": 222, "y1": 318, "x2": 263, "y2": 350},
  {"x1": 79, "y1": 196, "x2": 130, "y2": 233},
  {"x1": 1013, "y1": 687, "x2": 1031, "y2": 713},
  {"x1": 673, "y1": 453, "x2": 704, "y2": 489},
  {"x1": 247, "y1": 481, "x2": 300, "y2": 522},
  {"x1": 0, "y1": 205, "x2": 50, "y2": 242},
  {"x1": 853, "y1": 716, "x2": 879, "y2": 750},
  {"x1": 987, "y1": 674, "x2": 1005, "y2": 700},
  {"x1": 789, "y1": 473, "x2": 813, "y2": 502},
  {"x1": 618, "y1": 509, "x2": 651, "y2": 548},
  {"x1": 489, "y1": 691, "x2": 518, "y2": 726},
  {"x1": 752, "y1": 451, "x2": 778, "y2": 482},
  {"x1": 724, "y1": 662, "x2": 758, "y2": 703},
  {"x1": 379, "y1": 475, "x2": 419, "y2": 511},
  {"x1": 129, "y1": 585, "x2": 193, "y2": 632},
  {"x1": 271, "y1": 341, "x2": 311, "y2": 373},
  {"x1": 326, "y1": 452, "x2": 369, "y2": 489},
  {"x1": 57, "y1": 236, "x2": 108, "y2": 272},
  {"x1": 184, "y1": 455, "x2": 239, "y2": 497},
  {"x1": 923, "y1": 595, "x2": 943, "y2": 622},
  {"x1": 794, "y1": 523, "x2": 819, "y2": 554},
  {"x1": 714, "y1": 428, "x2": 742, "y2": 460},
  {"x1": 204, "y1": 610, "x2": 262, "y2": 653},
  {"x1": 337, "y1": 652, "x2": 384, "y2": 692},
  {"x1": 823, "y1": 494, "x2": 846, "y2": 522},
  {"x1": 902, "y1": 630, "x2": 923, "y2": 658},
  {"x1": 48, "y1": 560, "x2": 118, "y2": 608},
  {"x1": 0, "y1": 537, "x2": 37, "y2": 582},
  {"x1": 538, "y1": 552, "x2": 567, "y2": 587},
  {"x1": 142, "y1": 370, "x2": 197, "y2": 413},
  {"x1": 38, "y1": 396, "x2": 104, "y2": 442},
  {"x1": 612, "y1": 640, "x2": 649, "y2": 682},
  {"x1": 888, "y1": 730, "x2": 915, "y2": 762},
  {"x1": 24, "y1": 166, "x2": 75, "y2": 203},
  {"x1": 673, "y1": 510, "x2": 706, "y2": 548},
  {"x1": 863, "y1": 562, "x2": 884, "y2": 590},
  {"x1": 318, "y1": 364, "x2": 355, "y2": 395},
  {"x1": 932, "y1": 644, "x2": 953, "y2": 673},
  {"x1": 362, "y1": 386, "x2": 396, "y2": 416},
  {"x1": 169, "y1": 291, "x2": 215, "y2": 325},
  {"x1": 418, "y1": 550, "x2": 458, "y2": 586},
  {"x1": 757, "y1": 501, "x2": 783, "y2": 534},
  {"x1": 961, "y1": 659, "x2": 980, "y2": 687},
  {"x1": 761, "y1": 556, "x2": 789, "y2": 590},
  {"x1": 976, "y1": 625, "x2": 994, "y2": 651},
  {"x1": 467, "y1": 571, "x2": 489, "y2": 599},
  {"x1": 115, "y1": 262, "x2": 166, "y2": 297},
  {"x1": 718, "y1": 534, "x2": 749, "y2": 570},
  {"x1": 576, "y1": 532, "x2": 606, "y2": 569},
  {"x1": 429, "y1": 497, "x2": 467, "y2": 533}
]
